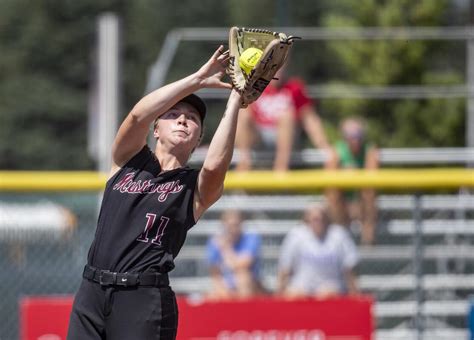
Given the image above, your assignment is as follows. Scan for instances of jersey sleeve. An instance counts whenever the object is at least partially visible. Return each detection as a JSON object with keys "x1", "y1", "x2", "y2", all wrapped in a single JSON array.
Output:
[
  {"x1": 185, "y1": 168, "x2": 201, "y2": 228},
  {"x1": 124, "y1": 145, "x2": 155, "y2": 168},
  {"x1": 106, "y1": 145, "x2": 158, "y2": 187}
]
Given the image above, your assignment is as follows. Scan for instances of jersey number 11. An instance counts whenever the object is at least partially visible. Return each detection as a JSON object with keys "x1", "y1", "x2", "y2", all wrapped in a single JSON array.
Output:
[{"x1": 136, "y1": 213, "x2": 169, "y2": 246}]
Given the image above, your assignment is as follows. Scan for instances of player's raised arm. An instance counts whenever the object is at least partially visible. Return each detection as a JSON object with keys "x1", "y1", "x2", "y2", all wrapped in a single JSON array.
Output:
[
  {"x1": 110, "y1": 46, "x2": 232, "y2": 175},
  {"x1": 194, "y1": 89, "x2": 242, "y2": 219}
]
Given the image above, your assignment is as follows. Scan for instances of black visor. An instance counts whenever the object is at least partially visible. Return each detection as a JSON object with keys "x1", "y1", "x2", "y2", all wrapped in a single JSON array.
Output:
[{"x1": 179, "y1": 93, "x2": 206, "y2": 123}]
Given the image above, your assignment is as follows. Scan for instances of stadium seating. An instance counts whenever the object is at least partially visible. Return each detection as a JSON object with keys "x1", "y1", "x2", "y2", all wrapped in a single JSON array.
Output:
[{"x1": 170, "y1": 192, "x2": 474, "y2": 337}]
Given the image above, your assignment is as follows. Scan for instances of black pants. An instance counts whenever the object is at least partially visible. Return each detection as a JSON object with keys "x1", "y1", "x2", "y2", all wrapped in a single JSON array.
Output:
[{"x1": 67, "y1": 278, "x2": 178, "y2": 340}]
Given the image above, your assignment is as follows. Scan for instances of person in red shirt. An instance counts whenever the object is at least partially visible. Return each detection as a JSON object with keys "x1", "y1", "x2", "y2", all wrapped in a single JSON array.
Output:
[{"x1": 235, "y1": 64, "x2": 329, "y2": 171}]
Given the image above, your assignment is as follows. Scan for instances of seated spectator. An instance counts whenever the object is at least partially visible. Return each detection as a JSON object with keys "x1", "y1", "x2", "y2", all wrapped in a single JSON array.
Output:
[
  {"x1": 325, "y1": 117, "x2": 379, "y2": 245},
  {"x1": 206, "y1": 210, "x2": 263, "y2": 300},
  {"x1": 235, "y1": 63, "x2": 328, "y2": 172},
  {"x1": 277, "y1": 204, "x2": 359, "y2": 299}
]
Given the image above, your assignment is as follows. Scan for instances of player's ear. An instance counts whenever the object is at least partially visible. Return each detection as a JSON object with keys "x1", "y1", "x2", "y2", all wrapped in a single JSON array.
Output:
[{"x1": 153, "y1": 123, "x2": 159, "y2": 139}]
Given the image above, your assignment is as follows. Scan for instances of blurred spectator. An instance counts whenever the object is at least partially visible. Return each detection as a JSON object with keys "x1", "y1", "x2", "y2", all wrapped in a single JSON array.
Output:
[
  {"x1": 325, "y1": 117, "x2": 379, "y2": 245},
  {"x1": 277, "y1": 203, "x2": 359, "y2": 299},
  {"x1": 206, "y1": 210, "x2": 263, "y2": 300},
  {"x1": 235, "y1": 63, "x2": 329, "y2": 171}
]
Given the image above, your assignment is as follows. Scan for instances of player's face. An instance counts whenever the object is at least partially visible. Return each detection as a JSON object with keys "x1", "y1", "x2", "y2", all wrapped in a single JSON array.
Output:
[{"x1": 155, "y1": 102, "x2": 202, "y2": 150}]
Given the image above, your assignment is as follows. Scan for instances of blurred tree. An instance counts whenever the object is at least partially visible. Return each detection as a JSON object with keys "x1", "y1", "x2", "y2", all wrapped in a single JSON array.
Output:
[
  {"x1": 0, "y1": 0, "x2": 469, "y2": 169},
  {"x1": 0, "y1": 0, "x2": 230, "y2": 169},
  {"x1": 0, "y1": 0, "x2": 126, "y2": 169},
  {"x1": 319, "y1": 0, "x2": 465, "y2": 147}
]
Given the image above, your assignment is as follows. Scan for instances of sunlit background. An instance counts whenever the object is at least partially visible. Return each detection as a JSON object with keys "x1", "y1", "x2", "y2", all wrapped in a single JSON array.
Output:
[{"x1": 1, "y1": 1, "x2": 473, "y2": 339}]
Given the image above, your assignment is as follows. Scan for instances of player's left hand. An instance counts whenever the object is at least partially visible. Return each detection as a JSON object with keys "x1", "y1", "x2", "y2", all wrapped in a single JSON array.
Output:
[{"x1": 196, "y1": 45, "x2": 232, "y2": 89}]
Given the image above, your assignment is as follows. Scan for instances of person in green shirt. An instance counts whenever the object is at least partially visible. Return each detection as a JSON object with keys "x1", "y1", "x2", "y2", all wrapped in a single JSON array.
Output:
[{"x1": 325, "y1": 117, "x2": 379, "y2": 245}]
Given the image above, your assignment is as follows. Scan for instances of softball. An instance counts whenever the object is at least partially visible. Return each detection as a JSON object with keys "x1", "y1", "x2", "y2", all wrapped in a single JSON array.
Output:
[{"x1": 239, "y1": 47, "x2": 263, "y2": 75}]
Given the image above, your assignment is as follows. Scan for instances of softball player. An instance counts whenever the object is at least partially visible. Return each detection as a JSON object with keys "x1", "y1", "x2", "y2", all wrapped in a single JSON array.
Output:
[{"x1": 67, "y1": 46, "x2": 242, "y2": 339}]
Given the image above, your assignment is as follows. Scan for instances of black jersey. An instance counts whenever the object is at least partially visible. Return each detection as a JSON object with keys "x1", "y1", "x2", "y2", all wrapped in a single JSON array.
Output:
[{"x1": 87, "y1": 145, "x2": 199, "y2": 274}]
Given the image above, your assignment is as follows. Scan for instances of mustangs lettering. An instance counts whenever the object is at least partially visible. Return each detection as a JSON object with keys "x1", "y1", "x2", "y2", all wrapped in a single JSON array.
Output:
[{"x1": 113, "y1": 172, "x2": 184, "y2": 202}]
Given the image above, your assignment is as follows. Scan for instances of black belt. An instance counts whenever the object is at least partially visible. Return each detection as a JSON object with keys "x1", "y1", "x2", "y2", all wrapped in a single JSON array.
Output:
[{"x1": 83, "y1": 264, "x2": 169, "y2": 287}]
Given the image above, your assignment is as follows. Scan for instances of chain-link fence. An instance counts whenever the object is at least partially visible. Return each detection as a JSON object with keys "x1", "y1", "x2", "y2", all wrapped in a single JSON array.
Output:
[
  {"x1": 0, "y1": 193, "x2": 99, "y2": 340},
  {"x1": 1, "y1": 190, "x2": 473, "y2": 340}
]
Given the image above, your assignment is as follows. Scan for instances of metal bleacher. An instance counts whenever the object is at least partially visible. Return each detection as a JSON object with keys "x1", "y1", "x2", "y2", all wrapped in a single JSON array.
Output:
[
  {"x1": 190, "y1": 146, "x2": 474, "y2": 168},
  {"x1": 171, "y1": 193, "x2": 474, "y2": 338},
  {"x1": 174, "y1": 147, "x2": 474, "y2": 339}
]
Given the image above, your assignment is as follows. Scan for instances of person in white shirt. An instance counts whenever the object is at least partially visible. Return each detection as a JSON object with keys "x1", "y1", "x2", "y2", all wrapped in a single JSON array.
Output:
[{"x1": 277, "y1": 203, "x2": 359, "y2": 299}]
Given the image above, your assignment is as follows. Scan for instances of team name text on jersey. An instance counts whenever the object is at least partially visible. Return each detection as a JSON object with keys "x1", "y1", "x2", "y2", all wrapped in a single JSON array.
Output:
[{"x1": 113, "y1": 172, "x2": 184, "y2": 202}]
